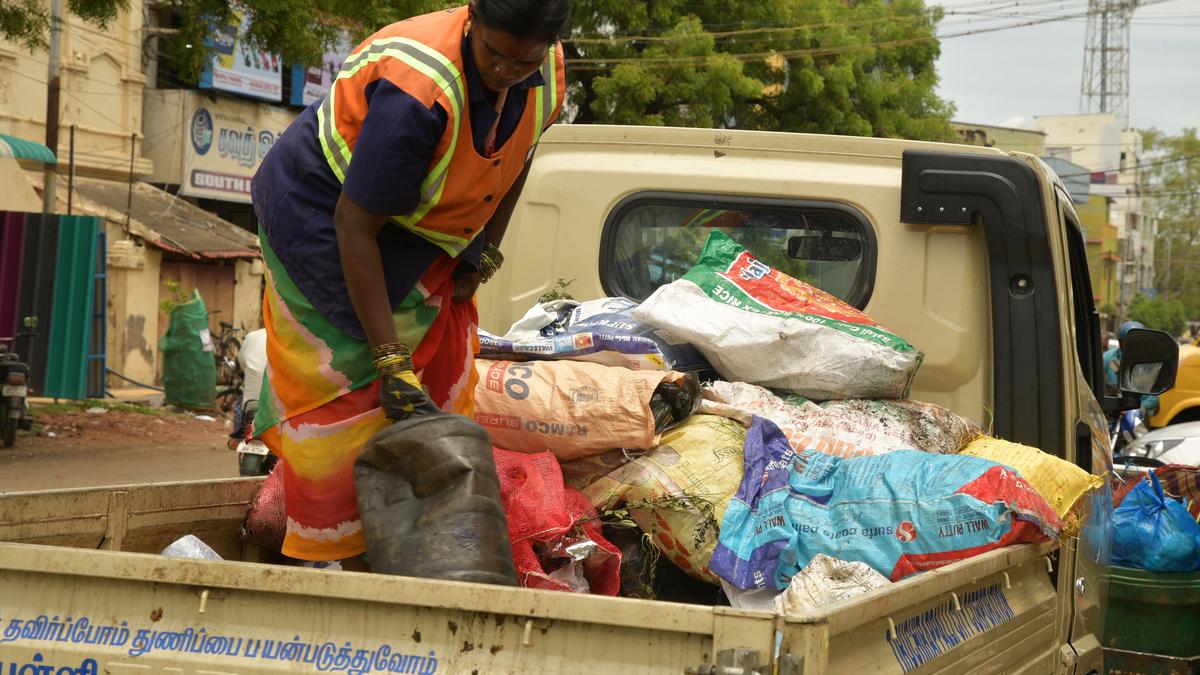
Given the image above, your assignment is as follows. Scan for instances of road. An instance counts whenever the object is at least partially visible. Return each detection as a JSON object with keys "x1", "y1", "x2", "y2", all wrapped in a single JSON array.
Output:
[{"x1": 0, "y1": 407, "x2": 240, "y2": 493}]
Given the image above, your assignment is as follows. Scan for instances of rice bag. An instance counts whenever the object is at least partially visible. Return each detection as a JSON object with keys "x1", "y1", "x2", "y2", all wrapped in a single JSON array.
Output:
[{"x1": 633, "y1": 230, "x2": 922, "y2": 399}]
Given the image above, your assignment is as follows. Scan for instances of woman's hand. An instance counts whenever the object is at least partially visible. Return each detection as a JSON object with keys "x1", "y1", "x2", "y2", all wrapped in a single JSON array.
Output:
[{"x1": 452, "y1": 266, "x2": 482, "y2": 302}]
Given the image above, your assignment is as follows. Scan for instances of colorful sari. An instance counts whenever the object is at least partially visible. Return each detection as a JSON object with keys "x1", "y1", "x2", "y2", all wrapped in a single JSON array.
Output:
[{"x1": 255, "y1": 234, "x2": 479, "y2": 561}]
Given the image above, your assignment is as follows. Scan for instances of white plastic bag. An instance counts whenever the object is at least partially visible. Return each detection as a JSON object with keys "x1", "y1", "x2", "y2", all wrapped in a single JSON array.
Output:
[{"x1": 161, "y1": 534, "x2": 222, "y2": 561}]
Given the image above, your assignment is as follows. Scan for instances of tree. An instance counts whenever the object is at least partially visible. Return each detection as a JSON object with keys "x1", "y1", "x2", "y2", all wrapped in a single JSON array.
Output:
[
  {"x1": 1, "y1": 0, "x2": 452, "y2": 79},
  {"x1": 1128, "y1": 293, "x2": 1187, "y2": 338},
  {"x1": 569, "y1": 0, "x2": 956, "y2": 140},
  {"x1": 1147, "y1": 128, "x2": 1200, "y2": 320},
  {"x1": 5, "y1": 0, "x2": 956, "y2": 140}
]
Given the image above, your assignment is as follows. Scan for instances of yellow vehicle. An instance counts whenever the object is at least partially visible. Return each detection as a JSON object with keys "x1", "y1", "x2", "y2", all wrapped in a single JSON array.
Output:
[
  {"x1": 0, "y1": 125, "x2": 1176, "y2": 674},
  {"x1": 1150, "y1": 344, "x2": 1200, "y2": 427}
]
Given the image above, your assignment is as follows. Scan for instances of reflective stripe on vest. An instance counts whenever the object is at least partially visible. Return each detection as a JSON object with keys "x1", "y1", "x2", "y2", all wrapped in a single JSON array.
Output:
[{"x1": 317, "y1": 36, "x2": 466, "y2": 197}]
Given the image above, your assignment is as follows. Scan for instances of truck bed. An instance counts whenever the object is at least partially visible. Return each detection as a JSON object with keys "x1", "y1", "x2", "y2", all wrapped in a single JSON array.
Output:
[{"x1": 0, "y1": 479, "x2": 1061, "y2": 674}]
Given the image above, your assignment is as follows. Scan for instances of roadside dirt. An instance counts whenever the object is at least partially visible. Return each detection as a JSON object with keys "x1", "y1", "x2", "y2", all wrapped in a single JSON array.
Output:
[{"x1": 0, "y1": 407, "x2": 240, "y2": 493}]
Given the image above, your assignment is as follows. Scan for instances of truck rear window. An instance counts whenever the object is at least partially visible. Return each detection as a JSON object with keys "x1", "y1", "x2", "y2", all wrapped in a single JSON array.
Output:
[{"x1": 600, "y1": 193, "x2": 876, "y2": 307}]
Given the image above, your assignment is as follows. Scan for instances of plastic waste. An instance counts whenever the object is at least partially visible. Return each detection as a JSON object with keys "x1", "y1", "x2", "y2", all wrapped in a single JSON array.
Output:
[
  {"x1": 481, "y1": 296, "x2": 712, "y2": 373},
  {"x1": 474, "y1": 359, "x2": 700, "y2": 460},
  {"x1": 633, "y1": 230, "x2": 922, "y2": 399},
  {"x1": 1112, "y1": 472, "x2": 1200, "y2": 572},
  {"x1": 774, "y1": 554, "x2": 890, "y2": 615},
  {"x1": 711, "y1": 418, "x2": 1063, "y2": 589},
  {"x1": 354, "y1": 413, "x2": 518, "y2": 586},
  {"x1": 161, "y1": 534, "x2": 223, "y2": 561}
]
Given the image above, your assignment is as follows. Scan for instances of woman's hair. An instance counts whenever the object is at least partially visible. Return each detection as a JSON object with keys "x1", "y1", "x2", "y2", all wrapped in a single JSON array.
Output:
[{"x1": 473, "y1": 0, "x2": 571, "y2": 44}]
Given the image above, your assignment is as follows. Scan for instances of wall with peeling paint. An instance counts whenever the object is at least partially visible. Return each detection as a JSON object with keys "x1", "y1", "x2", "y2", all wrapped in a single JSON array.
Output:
[{"x1": 106, "y1": 234, "x2": 162, "y2": 387}]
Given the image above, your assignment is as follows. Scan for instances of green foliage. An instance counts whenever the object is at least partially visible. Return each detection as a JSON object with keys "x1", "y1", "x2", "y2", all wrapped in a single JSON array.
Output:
[
  {"x1": 6, "y1": 0, "x2": 956, "y2": 140},
  {"x1": 1147, "y1": 128, "x2": 1200, "y2": 319},
  {"x1": 1128, "y1": 293, "x2": 1188, "y2": 338},
  {"x1": 1, "y1": 0, "x2": 126, "y2": 50},
  {"x1": 570, "y1": 0, "x2": 956, "y2": 139},
  {"x1": 538, "y1": 278, "x2": 576, "y2": 303},
  {"x1": 158, "y1": 278, "x2": 189, "y2": 315}
]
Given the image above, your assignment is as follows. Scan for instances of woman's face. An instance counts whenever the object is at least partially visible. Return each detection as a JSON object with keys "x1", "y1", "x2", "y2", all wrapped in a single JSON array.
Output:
[{"x1": 470, "y1": 16, "x2": 550, "y2": 93}]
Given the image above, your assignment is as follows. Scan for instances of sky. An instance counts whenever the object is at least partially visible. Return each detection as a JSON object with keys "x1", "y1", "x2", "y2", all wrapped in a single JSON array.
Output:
[{"x1": 932, "y1": 0, "x2": 1199, "y2": 134}]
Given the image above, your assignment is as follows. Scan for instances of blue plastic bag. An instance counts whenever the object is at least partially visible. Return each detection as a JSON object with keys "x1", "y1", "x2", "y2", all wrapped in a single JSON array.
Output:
[
  {"x1": 709, "y1": 418, "x2": 1063, "y2": 589},
  {"x1": 1112, "y1": 472, "x2": 1200, "y2": 572}
]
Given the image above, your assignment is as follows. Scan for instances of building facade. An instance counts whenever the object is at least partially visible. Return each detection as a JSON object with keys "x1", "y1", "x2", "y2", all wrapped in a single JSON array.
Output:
[
  {"x1": 1037, "y1": 113, "x2": 1158, "y2": 313},
  {"x1": 0, "y1": 2, "x2": 310, "y2": 387}
]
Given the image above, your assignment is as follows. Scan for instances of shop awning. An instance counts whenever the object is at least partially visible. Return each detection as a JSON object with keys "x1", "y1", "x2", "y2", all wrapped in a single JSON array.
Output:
[{"x1": 0, "y1": 134, "x2": 55, "y2": 164}]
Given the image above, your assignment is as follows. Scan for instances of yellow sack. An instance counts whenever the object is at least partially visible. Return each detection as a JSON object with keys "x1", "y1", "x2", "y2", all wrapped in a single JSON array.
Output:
[
  {"x1": 959, "y1": 435, "x2": 1103, "y2": 536},
  {"x1": 572, "y1": 415, "x2": 746, "y2": 584}
]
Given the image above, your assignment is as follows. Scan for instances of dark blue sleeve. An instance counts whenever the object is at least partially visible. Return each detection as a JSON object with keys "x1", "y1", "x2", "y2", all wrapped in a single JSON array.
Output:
[{"x1": 341, "y1": 79, "x2": 447, "y2": 216}]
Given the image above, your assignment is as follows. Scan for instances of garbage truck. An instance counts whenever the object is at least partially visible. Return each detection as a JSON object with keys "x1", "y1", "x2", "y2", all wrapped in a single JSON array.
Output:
[{"x1": 0, "y1": 125, "x2": 1174, "y2": 674}]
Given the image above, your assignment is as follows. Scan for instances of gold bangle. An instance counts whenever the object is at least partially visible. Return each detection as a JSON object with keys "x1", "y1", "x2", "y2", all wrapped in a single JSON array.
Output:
[
  {"x1": 371, "y1": 342, "x2": 411, "y2": 361},
  {"x1": 374, "y1": 354, "x2": 413, "y2": 375}
]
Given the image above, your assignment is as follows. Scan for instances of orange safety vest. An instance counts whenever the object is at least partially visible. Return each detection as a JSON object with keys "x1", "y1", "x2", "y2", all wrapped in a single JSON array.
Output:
[{"x1": 316, "y1": 7, "x2": 565, "y2": 256}]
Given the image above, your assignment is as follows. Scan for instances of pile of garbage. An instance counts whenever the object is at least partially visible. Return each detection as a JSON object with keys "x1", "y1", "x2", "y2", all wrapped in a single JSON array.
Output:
[
  {"x1": 473, "y1": 230, "x2": 1102, "y2": 610},
  {"x1": 1111, "y1": 466, "x2": 1200, "y2": 572}
]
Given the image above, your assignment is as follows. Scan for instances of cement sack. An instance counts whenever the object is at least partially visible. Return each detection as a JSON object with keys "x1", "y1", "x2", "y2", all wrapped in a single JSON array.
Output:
[
  {"x1": 710, "y1": 418, "x2": 1063, "y2": 588},
  {"x1": 572, "y1": 415, "x2": 747, "y2": 584},
  {"x1": 481, "y1": 297, "x2": 711, "y2": 373},
  {"x1": 774, "y1": 554, "x2": 891, "y2": 615},
  {"x1": 474, "y1": 359, "x2": 700, "y2": 460},
  {"x1": 702, "y1": 380, "x2": 980, "y2": 457},
  {"x1": 632, "y1": 230, "x2": 922, "y2": 399},
  {"x1": 960, "y1": 435, "x2": 1104, "y2": 537}
]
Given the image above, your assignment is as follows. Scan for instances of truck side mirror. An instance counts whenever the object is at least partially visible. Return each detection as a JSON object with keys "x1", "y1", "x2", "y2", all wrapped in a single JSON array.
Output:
[{"x1": 1119, "y1": 328, "x2": 1178, "y2": 396}]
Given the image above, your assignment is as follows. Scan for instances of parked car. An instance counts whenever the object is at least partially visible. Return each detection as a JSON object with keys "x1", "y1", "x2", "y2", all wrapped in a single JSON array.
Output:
[{"x1": 1114, "y1": 420, "x2": 1200, "y2": 479}]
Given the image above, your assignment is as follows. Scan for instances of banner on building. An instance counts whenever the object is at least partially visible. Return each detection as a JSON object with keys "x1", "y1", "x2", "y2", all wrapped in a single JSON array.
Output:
[
  {"x1": 200, "y1": 9, "x2": 283, "y2": 102},
  {"x1": 182, "y1": 95, "x2": 295, "y2": 203},
  {"x1": 290, "y1": 36, "x2": 354, "y2": 107}
]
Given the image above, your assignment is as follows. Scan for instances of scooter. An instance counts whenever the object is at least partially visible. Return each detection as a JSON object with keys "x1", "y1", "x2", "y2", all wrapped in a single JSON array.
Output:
[
  {"x1": 0, "y1": 338, "x2": 33, "y2": 448},
  {"x1": 1109, "y1": 406, "x2": 1147, "y2": 455},
  {"x1": 227, "y1": 329, "x2": 274, "y2": 476}
]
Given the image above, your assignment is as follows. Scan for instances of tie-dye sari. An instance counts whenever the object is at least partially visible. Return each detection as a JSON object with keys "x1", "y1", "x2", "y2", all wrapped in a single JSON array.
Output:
[{"x1": 255, "y1": 234, "x2": 479, "y2": 561}]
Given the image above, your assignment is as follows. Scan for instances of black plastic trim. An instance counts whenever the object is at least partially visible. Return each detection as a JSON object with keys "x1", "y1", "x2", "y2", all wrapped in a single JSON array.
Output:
[
  {"x1": 598, "y1": 191, "x2": 878, "y2": 308},
  {"x1": 901, "y1": 150, "x2": 1065, "y2": 457}
]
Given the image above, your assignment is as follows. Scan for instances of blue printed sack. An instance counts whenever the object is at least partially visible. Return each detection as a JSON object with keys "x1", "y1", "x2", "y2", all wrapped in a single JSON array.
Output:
[
  {"x1": 710, "y1": 418, "x2": 1063, "y2": 589},
  {"x1": 480, "y1": 297, "x2": 711, "y2": 373}
]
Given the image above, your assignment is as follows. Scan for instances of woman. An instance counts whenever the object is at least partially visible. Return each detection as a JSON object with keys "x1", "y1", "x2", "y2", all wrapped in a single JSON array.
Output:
[{"x1": 250, "y1": 0, "x2": 569, "y2": 566}]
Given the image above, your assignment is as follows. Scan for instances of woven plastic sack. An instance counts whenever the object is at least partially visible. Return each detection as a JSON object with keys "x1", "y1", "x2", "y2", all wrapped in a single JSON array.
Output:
[
  {"x1": 774, "y1": 554, "x2": 891, "y2": 615},
  {"x1": 160, "y1": 289, "x2": 217, "y2": 409},
  {"x1": 960, "y1": 435, "x2": 1103, "y2": 537},
  {"x1": 480, "y1": 297, "x2": 711, "y2": 373},
  {"x1": 633, "y1": 230, "x2": 922, "y2": 399},
  {"x1": 702, "y1": 381, "x2": 980, "y2": 457},
  {"x1": 493, "y1": 448, "x2": 621, "y2": 594},
  {"x1": 711, "y1": 418, "x2": 1063, "y2": 589},
  {"x1": 573, "y1": 415, "x2": 746, "y2": 584},
  {"x1": 241, "y1": 462, "x2": 286, "y2": 551},
  {"x1": 474, "y1": 359, "x2": 699, "y2": 460}
]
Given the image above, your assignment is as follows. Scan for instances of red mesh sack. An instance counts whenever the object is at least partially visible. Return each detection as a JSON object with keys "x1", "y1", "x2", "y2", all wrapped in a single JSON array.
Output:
[
  {"x1": 241, "y1": 462, "x2": 286, "y2": 551},
  {"x1": 493, "y1": 447, "x2": 621, "y2": 594}
]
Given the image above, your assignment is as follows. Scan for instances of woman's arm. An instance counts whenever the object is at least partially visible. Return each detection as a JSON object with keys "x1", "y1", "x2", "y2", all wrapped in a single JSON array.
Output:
[{"x1": 334, "y1": 192, "x2": 395, "y2": 349}]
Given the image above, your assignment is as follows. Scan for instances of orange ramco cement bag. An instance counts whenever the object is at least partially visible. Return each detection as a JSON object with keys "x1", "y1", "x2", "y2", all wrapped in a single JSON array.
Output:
[{"x1": 474, "y1": 359, "x2": 695, "y2": 460}]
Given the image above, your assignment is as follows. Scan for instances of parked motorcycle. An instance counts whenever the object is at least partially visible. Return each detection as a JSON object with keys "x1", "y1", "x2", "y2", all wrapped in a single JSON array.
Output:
[
  {"x1": 0, "y1": 338, "x2": 33, "y2": 448},
  {"x1": 1110, "y1": 406, "x2": 1148, "y2": 455},
  {"x1": 227, "y1": 328, "x2": 274, "y2": 476}
]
